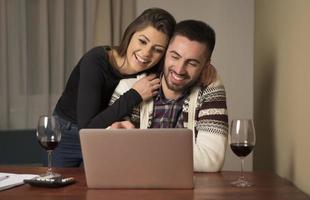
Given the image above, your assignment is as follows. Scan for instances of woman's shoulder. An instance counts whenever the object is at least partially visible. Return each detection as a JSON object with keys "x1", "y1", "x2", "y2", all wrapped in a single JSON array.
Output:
[
  {"x1": 79, "y1": 46, "x2": 113, "y2": 70},
  {"x1": 83, "y1": 46, "x2": 111, "y2": 60}
]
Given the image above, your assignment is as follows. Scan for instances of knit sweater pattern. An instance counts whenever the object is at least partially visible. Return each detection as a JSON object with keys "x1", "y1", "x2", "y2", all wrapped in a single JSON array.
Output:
[{"x1": 110, "y1": 74, "x2": 228, "y2": 172}]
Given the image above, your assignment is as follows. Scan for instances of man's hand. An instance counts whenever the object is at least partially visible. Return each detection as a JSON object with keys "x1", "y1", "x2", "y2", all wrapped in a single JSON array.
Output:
[{"x1": 110, "y1": 121, "x2": 135, "y2": 129}]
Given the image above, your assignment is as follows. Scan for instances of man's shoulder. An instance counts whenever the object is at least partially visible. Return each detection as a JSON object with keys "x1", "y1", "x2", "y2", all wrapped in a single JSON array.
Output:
[
  {"x1": 185, "y1": 75, "x2": 226, "y2": 106},
  {"x1": 190, "y1": 75, "x2": 225, "y2": 95}
]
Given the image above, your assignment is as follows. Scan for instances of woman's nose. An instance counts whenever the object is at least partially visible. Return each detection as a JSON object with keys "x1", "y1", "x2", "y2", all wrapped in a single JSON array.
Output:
[{"x1": 141, "y1": 47, "x2": 152, "y2": 58}]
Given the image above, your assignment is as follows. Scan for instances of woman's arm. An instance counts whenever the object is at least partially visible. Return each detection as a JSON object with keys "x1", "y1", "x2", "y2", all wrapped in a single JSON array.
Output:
[
  {"x1": 76, "y1": 48, "x2": 142, "y2": 129},
  {"x1": 85, "y1": 89, "x2": 142, "y2": 128},
  {"x1": 76, "y1": 48, "x2": 159, "y2": 129}
]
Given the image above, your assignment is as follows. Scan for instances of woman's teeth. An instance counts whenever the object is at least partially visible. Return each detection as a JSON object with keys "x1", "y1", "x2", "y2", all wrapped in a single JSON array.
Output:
[{"x1": 136, "y1": 54, "x2": 149, "y2": 63}]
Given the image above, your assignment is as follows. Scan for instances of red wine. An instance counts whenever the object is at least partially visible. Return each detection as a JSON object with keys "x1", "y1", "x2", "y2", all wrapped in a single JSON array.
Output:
[
  {"x1": 230, "y1": 143, "x2": 254, "y2": 157},
  {"x1": 39, "y1": 140, "x2": 59, "y2": 150}
]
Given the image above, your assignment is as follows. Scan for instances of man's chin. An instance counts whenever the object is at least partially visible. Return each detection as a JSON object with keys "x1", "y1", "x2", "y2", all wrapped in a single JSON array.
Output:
[
  {"x1": 167, "y1": 83, "x2": 185, "y2": 92},
  {"x1": 168, "y1": 79, "x2": 198, "y2": 93}
]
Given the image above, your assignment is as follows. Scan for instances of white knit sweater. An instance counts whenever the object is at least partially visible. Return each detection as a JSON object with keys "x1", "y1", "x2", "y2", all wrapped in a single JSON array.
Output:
[{"x1": 110, "y1": 74, "x2": 228, "y2": 172}]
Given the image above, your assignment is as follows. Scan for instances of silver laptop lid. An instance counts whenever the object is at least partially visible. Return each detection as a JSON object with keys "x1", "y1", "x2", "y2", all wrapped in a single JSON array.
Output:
[{"x1": 80, "y1": 128, "x2": 193, "y2": 189}]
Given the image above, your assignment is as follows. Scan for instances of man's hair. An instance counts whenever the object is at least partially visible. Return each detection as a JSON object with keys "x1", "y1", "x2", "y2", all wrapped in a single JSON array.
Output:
[
  {"x1": 171, "y1": 20, "x2": 216, "y2": 60},
  {"x1": 117, "y1": 8, "x2": 176, "y2": 57}
]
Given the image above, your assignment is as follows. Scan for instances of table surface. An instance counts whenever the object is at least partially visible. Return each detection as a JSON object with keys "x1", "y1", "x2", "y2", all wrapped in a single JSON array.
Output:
[{"x1": 0, "y1": 166, "x2": 309, "y2": 200}]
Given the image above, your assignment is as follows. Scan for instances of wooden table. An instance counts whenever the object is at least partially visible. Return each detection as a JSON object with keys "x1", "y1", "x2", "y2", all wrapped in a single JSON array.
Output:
[{"x1": 0, "y1": 166, "x2": 309, "y2": 200}]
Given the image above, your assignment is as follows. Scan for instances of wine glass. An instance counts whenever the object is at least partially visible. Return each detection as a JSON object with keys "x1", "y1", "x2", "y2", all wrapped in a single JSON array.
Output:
[
  {"x1": 229, "y1": 119, "x2": 256, "y2": 187},
  {"x1": 37, "y1": 115, "x2": 62, "y2": 178}
]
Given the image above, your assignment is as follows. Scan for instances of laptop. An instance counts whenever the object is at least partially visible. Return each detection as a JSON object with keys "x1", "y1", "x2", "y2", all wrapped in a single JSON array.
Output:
[{"x1": 79, "y1": 128, "x2": 194, "y2": 189}]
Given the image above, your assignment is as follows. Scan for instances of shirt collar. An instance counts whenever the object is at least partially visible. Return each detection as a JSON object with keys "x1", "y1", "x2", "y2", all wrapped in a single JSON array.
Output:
[{"x1": 154, "y1": 84, "x2": 190, "y2": 104}]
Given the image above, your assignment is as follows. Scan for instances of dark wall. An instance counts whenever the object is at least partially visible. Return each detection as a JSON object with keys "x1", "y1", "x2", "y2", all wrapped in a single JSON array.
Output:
[{"x1": 0, "y1": 129, "x2": 45, "y2": 166}]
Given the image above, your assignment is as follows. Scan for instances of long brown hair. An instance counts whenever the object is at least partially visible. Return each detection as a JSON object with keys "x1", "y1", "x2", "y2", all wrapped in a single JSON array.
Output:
[
  {"x1": 200, "y1": 64, "x2": 217, "y2": 87},
  {"x1": 117, "y1": 8, "x2": 176, "y2": 57}
]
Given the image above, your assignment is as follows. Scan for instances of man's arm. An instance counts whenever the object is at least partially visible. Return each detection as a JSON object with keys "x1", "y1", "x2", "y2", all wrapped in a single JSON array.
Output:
[{"x1": 193, "y1": 78, "x2": 228, "y2": 172}]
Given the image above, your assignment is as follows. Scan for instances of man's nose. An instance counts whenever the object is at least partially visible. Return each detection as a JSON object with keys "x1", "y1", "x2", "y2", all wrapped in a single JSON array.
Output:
[{"x1": 174, "y1": 62, "x2": 186, "y2": 74}]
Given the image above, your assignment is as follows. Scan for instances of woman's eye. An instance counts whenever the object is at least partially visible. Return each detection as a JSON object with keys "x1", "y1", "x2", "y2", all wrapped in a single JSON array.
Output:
[
  {"x1": 154, "y1": 48, "x2": 164, "y2": 54},
  {"x1": 139, "y1": 39, "x2": 147, "y2": 45}
]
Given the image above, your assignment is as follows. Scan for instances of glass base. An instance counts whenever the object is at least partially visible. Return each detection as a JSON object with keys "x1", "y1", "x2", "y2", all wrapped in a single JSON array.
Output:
[
  {"x1": 39, "y1": 171, "x2": 61, "y2": 179},
  {"x1": 231, "y1": 177, "x2": 254, "y2": 187}
]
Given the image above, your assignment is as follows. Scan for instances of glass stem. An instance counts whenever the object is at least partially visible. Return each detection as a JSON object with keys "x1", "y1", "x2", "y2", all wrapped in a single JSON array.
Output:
[
  {"x1": 240, "y1": 158, "x2": 245, "y2": 180},
  {"x1": 47, "y1": 150, "x2": 52, "y2": 173}
]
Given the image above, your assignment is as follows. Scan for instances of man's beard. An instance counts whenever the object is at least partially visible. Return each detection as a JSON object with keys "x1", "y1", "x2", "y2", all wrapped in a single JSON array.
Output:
[{"x1": 163, "y1": 69, "x2": 200, "y2": 93}]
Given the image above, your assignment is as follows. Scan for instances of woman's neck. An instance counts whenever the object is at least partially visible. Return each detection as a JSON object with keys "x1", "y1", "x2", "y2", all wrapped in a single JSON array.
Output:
[{"x1": 109, "y1": 49, "x2": 132, "y2": 75}]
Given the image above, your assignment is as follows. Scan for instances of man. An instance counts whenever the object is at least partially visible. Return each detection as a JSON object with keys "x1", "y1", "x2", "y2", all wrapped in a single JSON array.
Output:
[{"x1": 110, "y1": 20, "x2": 228, "y2": 172}]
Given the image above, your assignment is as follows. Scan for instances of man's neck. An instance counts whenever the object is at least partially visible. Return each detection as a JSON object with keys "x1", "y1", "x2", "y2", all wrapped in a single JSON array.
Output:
[{"x1": 161, "y1": 76, "x2": 183, "y2": 100}]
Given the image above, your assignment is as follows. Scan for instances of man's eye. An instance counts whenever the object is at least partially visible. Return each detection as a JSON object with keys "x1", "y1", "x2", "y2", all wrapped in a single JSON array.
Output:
[
  {"x1": 189, "y1": 62, "x2": 198, "y2": 67},
  {"x1": 139, "y1": 39, "x2": 147, "y2": 45},
  {"x1": 171, "y1": 55, "x2": 179, "y2": 60}
]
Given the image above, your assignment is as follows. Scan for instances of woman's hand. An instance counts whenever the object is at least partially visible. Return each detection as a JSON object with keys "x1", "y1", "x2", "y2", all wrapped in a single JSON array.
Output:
[
  {"x1": 132, "y1": 74, "x2": 160, "y2": 101},
  {"x1": 110, "y1": 121, "x2": 135, "y2": 129}
]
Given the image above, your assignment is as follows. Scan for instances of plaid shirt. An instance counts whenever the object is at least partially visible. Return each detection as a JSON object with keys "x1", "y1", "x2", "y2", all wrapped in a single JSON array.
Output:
[{"x1": 150, "y1": 88, "x2": 187, "y2": 128}]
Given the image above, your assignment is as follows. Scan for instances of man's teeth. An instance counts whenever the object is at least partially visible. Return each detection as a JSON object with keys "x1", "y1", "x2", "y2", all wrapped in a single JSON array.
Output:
[{"x1": 172, "y1": 72, "x2": 185, "y2": 81}]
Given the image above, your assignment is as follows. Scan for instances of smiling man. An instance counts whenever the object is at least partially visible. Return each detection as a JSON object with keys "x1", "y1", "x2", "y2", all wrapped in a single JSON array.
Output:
[{"x1": 110, "y1": 20, "x2": 228, "y2": 172}]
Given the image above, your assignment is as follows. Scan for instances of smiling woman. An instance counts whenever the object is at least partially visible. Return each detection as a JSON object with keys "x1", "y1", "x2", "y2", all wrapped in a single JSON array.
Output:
[
  {"x1": 51, "y1": 8, "x2": 176, "y2": 167},
  {"x1": 111, "y1": 26, "x2": 169, "y2": 75}
]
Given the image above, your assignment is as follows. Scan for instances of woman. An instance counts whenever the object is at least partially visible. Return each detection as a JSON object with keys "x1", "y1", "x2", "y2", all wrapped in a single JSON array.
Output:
[{"x1": 52, "y1": 8, "x2": 176, "y2": 167}]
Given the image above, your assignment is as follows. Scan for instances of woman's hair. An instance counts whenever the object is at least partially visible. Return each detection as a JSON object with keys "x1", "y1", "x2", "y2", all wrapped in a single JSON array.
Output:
[
  {"x1": 200, "y1": 64, "x2": 218, "y2": 87},
  {"x1": 117, "y1": 8, "x2": 176, "y2": 57}
]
